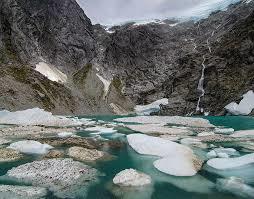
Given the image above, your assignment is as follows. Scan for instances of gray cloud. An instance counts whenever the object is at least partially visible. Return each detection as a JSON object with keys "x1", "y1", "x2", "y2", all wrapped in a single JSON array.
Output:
[{"x1": 76, "y1": 0, "x2": 239, "y2": 25}]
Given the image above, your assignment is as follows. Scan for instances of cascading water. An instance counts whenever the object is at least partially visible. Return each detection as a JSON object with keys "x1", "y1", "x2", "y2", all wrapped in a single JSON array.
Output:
[{"x1": 196, "y1": 55, "x2": 206, "y2": 113}]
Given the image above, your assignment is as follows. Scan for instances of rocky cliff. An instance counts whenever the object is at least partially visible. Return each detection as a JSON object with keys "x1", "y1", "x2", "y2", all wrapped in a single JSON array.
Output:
[{"x1": 0, "y1": 0, "x2": 253, "y2": 115}]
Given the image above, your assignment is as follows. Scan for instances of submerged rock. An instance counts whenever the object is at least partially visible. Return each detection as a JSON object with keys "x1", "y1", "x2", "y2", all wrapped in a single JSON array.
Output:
[
  {"x1": 113, "y1": 169, "x2": 152, "y2": 187},
  {"x1": 8, "y1": 140, "x2": 53, "y2": 155},
  {"x1": 216, "y1": 177, "x2": 254, "y2": 198},
  {"x1": 68, "y1": 146, "x2": 107, "y2": 161},
  {"x1": 207, "y1": 153, "x2": 254, "y2": 170},
  {"x1": 127, "y1": 134, "x2": 203, "y2": 176},
  {"x1": 0, "y1": 185, "x2": 47, "y2": 199},
  {"x1": 7, "y1": 158, "x2": 98, "y2": 198},
  {"x1": 0, "y1": 148, "x2": 23, "y2": 162}
]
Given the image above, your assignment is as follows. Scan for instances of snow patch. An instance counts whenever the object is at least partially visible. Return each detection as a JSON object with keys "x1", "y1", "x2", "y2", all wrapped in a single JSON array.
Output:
[
  {"x1": 225, "y1": 90, "x2": 254, "y2": 115},
  {"x1": 135, "y1": 98, "x2": 168, "y2": 115},
  {"x1": 96, "y1": 74, "x2": 111, "y2": 98},
  {"x1": 35, "y1": 62, "x2": 67, "y2": 83}
]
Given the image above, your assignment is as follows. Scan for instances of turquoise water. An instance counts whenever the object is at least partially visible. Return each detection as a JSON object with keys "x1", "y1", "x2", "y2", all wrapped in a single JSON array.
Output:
[{"x1": 0, "y1": 116, "x2": 254, "y2": 199}]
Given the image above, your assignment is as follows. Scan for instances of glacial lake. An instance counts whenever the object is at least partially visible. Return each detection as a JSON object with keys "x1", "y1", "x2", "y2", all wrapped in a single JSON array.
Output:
[{"x1": 0, "y1": 115, "x2": 254, "y2": 199}]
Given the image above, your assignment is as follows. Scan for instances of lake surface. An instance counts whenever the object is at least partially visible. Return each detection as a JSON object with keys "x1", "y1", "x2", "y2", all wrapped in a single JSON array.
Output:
[{"x1": 0, "y1": 115, "x2": 254, "y2": 199}]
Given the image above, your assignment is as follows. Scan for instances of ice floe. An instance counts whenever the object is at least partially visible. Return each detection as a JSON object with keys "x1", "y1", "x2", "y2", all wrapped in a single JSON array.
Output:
[
  {"x1": 85, "y1": 126, "x2": 117, "y2": 134},
  {"x1": 126, "y1": 124, "x2": 193, "y2": 135},
  {"x1": 206, "y1": 148, "x2": 239, "y2": 159},
  {"x1": 180, "y1": 138, "x2": 207, "y2": 148},
  {"x1": 35, "y1": 62, "x2": 67, "y2": 83},
  {"x1": 0, "y1": 148, "x2": 23, "y2": 162},
  {"x1": 115, "y1": 116, "x2": 214, "y2": 128},
  {"x1": 225, "y1": 90, "x2": 254, "y2": 115},
  {"x1": 231, "y1": 130, "x2": 254, "y2": 138},
  {"x1": 135, "y1": 98, "x2": 168, "y2": 115},
  {"x1": 0, "y1": 185, "x2": 47, "y2": 199},
  {"x1": 58, "y1": 132, "x2": 74, "y2": 138},
  {"x1": 127, "y1": 134, "x2": 202, "y2": 176},
  {"x1": 207, "y1": 153, "x2": 254, "y2": 170},
  {"x1": 7, "y1": 158, "x2": 98, "y2": 198},
  {"x1": 197, "y1": 132, "x2": 215, "y2": 136},
  {"x1": 8, "y1": 140, "x2": 53, "y2": 155},
  {"x1": 216, "y1": 177, "x2": 254, "y2": 198},
  {"x1": 113, "y1": 169, "x2": 152, "y2": 187},
  {"x1": 0, "y1": 108, "x2": 82, "y2": 126},
  {"x1": 214, "y1": 128, "x2": 234, "y2": 134}
]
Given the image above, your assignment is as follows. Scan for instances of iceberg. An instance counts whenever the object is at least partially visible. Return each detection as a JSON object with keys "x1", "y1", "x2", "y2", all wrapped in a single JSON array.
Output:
[
  {"x1": 8, "y1": 140, "x2": 53, "y2": 155},
  {"x1": 225, "y1": 90, "x2": 254, "y2": 115},
  {"x1": 127, "y1": 134, "x2": 202, "y2": 176},
  {"x1": 135, "y1": 98, "x2": 168, "y2": 115}
]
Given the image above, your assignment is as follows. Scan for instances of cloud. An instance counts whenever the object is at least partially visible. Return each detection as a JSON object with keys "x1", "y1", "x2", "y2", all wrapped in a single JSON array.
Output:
[{"x1": 76, "y1": 0, "x2": 239, "y2": 25}]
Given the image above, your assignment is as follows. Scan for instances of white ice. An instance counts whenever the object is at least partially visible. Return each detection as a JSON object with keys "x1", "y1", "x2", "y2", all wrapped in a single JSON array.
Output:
[
  {"x1": 135, "y1": 98, "x2": 168, "y2": 115},
  {"x1": 127, "y1": 134, "x2": 201, "y2": 176},
  {"x1": 225, "y1": 90, "x2": 254, "y2": 115},
  {"x1": 8, "y1": 140, "x2": 53, "y2": 155}
]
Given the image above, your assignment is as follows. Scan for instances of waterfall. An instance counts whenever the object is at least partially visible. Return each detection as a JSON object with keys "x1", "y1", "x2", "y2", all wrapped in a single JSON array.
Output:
[{"x1": 196, "y1": 55, "x2": 206, "y2": 112}]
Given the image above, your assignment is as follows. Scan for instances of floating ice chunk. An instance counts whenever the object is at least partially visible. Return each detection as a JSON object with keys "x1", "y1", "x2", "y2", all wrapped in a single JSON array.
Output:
[
  {"x1": 85, "y1": 126, "x2": 117, "y2": 134},
  {"x1": 216, "y1": 177, "x2": 254, "y2": 198},
  {"x1": 207, "y1": 148, "x2": 239, "y2": 159},
  {"x1": 0, "y1": 108, "x2": 82, "y2": 126},
  {"x1": 115, "y1": 116, "x2": 214, "y2": 128},
  {"x1": 135, "y1": 98, "x2": 168, "y2": 115},
  {"x1": 113, "y1": 169, "x2": 151, "y2": 187},
  {"x1": 126, "y1": 124, "x2": 192, "y2": 135},
  {"x1": 35, "y1": 62, "x2": 67, "y2": 83},
  {"x1": 225, "y1": 90, "x2": 254, "y2": 115},
  {"x1": 127, "y1": 134, "x2": 202, "y2": 176},
  {"x1": 207, "y1": 153, "x2": 254, "y2": 170},
  {"x1": 58, "y1": 132, "x2": 74, "y2": 138},
  {"x1": 231, "y1": 130, "x2": 254, "y2": 138},
  {"x1": 8, "y1": 140, "x2": 53, "y2": 155},
  {"x1": 197, "y1": 132, "x2": 215, "y2": 136},
  {"x1": 215, "y1": 128, "x2": 235, "y2": 134}
]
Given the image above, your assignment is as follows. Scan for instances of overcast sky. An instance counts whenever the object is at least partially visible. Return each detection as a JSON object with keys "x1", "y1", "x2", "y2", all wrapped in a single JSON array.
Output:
[{"x1": 76, "y1": 0, "x2": 239, "y2": 25}]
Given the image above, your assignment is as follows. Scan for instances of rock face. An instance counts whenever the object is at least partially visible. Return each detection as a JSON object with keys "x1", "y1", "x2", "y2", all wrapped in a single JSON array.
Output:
[
  {"x1": 0, "y1": 0, "x2": 254, "y2": 115},
  {"x1": 113, "y1": 169, "x2": 151, "y2": 187},
  {"x1": 7, "y1": 158, "x2": 98, "y2": 198}
]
